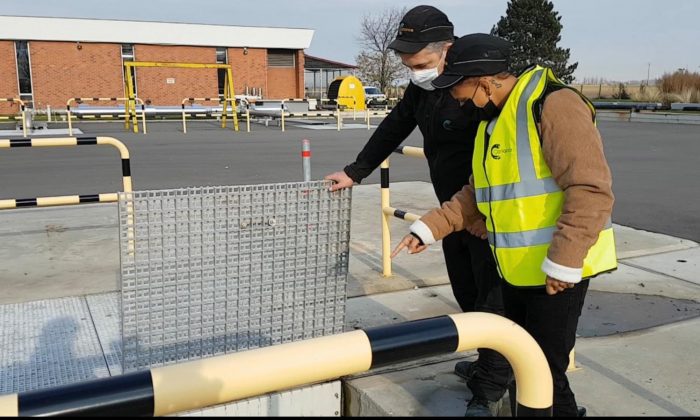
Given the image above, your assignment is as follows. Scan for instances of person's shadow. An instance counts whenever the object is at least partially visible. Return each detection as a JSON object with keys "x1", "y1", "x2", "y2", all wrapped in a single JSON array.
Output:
[
  {"x1": 1, "y1": 314, "x2": 226, "y2": 415},
  {"x1": 0, "y1": 316, "x2": 108, "y2": 394}
]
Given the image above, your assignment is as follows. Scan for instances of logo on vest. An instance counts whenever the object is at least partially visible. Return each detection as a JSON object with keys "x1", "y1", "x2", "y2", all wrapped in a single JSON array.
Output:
[{"x1": 490, "y1": 144, "x2": 512, "y2": 160}]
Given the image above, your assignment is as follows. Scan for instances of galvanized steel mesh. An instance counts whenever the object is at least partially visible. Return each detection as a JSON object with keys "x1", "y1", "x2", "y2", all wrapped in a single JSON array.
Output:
[{"x1": 118, "y1": 182, "x2": 352, "y2": 373}]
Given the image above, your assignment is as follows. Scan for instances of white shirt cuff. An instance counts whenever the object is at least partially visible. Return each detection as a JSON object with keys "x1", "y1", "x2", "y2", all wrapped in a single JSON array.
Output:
[
  {"x1": 409, "y1": 220, "x2": 437, "y2": 245},
  {"x1": 541, "y1": 257, "x2": 583, "y2": 284}
]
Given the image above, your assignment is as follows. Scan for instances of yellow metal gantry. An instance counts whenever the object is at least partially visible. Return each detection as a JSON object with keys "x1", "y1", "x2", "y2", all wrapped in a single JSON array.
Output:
[{"x1": 123, "y1": 61, "x2": 239, "y2": 132}]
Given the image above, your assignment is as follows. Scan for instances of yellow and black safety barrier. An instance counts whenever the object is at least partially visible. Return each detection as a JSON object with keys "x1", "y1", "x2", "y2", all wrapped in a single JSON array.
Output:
[
  {"x1": 0, "y1": 312, "x2": 553, "y2": 417},
  {"x1": 0, "y1": 136, "x2": 132, "y2": 210},
  {"x1": 0, "y1": 98, "x2": 27, "y2": 137},
  {"x1": 124, "y1": 62, "x2": 238, "y2": 132},
  {"x1": 365, "y1": 108, "x2": 392, "y2": 130},
  {"x1": 180, "y1": 97, "x2": 236, "y2": 134},
  {"x1": 66, "y1": 97, "x2": 146, "y2": 135},
  {"x1": 381, "y1": 146, "x2": 426, "y2": 277}
]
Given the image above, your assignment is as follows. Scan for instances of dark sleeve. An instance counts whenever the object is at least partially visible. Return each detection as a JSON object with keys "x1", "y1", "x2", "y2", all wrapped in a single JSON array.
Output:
[{"x1": 343, "y1": 84, "x2": 419, "y2": 183}]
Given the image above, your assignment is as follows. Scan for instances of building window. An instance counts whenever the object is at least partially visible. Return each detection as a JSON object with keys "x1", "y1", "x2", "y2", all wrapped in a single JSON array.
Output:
[
  {"x1": 216, "y1": 47, "x2": 227, "y2": 64},
  {"x1": 216, "y1": 47, "x2": 228, "y2": 97},
  {"x1": 15, "y1": 41, "x2": 33, "y2": 106},
  {"x1": 268, "y1": 49, "x2": 295, "y2": 68},
  {"x1": 122, "y1": 44, "x2": 137, "y2": 96}
]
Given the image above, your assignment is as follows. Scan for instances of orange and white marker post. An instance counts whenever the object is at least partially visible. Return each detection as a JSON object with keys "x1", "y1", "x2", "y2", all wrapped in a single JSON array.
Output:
[{"x1": 302, "y1": 139, "x2": 311, "y2": 182}]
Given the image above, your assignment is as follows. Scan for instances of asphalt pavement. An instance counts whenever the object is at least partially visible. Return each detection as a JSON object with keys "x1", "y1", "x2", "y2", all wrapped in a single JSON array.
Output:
[{"x1": 0, "y1": 118, "x2": 697, "y2": 242}]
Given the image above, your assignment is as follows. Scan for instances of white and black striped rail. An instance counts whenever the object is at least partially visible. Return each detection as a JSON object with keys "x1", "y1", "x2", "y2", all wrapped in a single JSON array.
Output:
[
  {"x1": 0, "y1": 313, "x2": 552, "y2": 417},
  {"x1": 0, "y1": 136, "x2": 133, "y2": 209}
]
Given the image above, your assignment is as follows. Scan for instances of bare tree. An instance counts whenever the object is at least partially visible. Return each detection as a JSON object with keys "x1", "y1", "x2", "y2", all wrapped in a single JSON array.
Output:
[{"x1": 355, "y1": 6, "x2": 408, "y2": 93}]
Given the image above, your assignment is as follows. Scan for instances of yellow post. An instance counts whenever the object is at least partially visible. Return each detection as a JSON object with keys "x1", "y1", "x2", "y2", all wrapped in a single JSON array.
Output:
[
  {"x1": 381, "y1": 159, "x2": 391, "y2": 277},
  {"x1": 281, "y1": 100, "x2": 286, "y2": 132},
  {"x1": 139, "y1": 100, "x2": 147, "y2": 134},
  {"x1": 67, "y1": 103, "x2": 73, "y2": 136},
  {"x1": 123, "y1": 84, "x2": 130, "y2": 132},
  {"x1": 221, "y1": 77, "x2": 229, "y2": 129},
  {"x1": 567, "y1": 348, "x2": 581, "y2": 372},
  {"x1": 182, "y1": 102, "x2": 187, "y2": 134},
  {"x1": 353, "y1": 99, "x2": 357, "y2": 121},
  {"x1": 131, "y1": 98, "x2": 139, "y2": 134},
  {"x1": 226, "y1": 66, "x2": 239, "y2": 131},
  {"x1": 336, "y1": 103, "x2": 341, "y2": 131},
  {"x1": 246, "y1": 102, "x2": 250, "y2": 133},
  {"x1": 124, "y1": 65, "x2": 137, "y2": 133},
  {"x1": 21, "y1": 107, "x2": 27, "y2": 138}
]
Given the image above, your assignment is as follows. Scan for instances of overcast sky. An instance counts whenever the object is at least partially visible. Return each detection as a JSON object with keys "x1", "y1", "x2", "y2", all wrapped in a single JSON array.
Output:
[{"x1": 2, "y1": 0, "x2": 698, "y2": 82}]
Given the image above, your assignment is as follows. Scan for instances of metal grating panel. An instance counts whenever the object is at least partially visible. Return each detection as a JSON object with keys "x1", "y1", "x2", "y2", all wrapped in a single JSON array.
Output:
[
  {"x1": 118, "y1": 182, "x2": 352, "y2": 373},
  {"x1": 0, "y1": 297, "x2": 109, "y2": 393}
]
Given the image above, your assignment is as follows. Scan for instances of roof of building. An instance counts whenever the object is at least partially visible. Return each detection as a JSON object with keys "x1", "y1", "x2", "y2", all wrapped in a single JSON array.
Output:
[
  {"x1": 304, "y1": 54, "x2": 357, "y2": 70},
  {"x1": 0, "y1": 15, "x2": 314, "y2": 49}
]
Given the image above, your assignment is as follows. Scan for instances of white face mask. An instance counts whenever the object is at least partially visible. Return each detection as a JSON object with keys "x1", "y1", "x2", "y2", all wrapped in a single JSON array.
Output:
[
  {"x1": 410, "y1": 67, "x2": 439, "y2": 91},
  {"x1": 408, "y1": 51, "x2": 446, "y2": 91}
]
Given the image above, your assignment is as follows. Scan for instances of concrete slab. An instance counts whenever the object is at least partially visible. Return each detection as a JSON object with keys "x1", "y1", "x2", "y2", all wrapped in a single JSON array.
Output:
[
  {"x1": 345, "y1": 318, "x2": 700, "y2": 417},
  {"x1": 348, "y1": 182, "x2": 448, "y2": 298},
  {"x1": 2, "y1": 181, "x2": 697, "y2": 307},
  {"x1": 578, "y1": 290, "x2": 700, "y2": 337},
  {"x1": 343, "y1": 358, "x2": 473, "y2": 417},
  {"x1": 346, "y1": 285, "x2": 461, "y2": 330},
  {"x1": 621, "y1": 248, "x2": 700, "y2": 286},
  {"x1": 571, "y1": 318, "x2": 700, "y2": 416},
  {"x1": 614, "y1": 224, "x2": 698, "y2": 260},
  {"x1": 0, "y1": 204, "x2": 120, "y2": 304},
  {"x1": 589, "y1": 262, "x2": 700, "y2": 301},
  {"x1": 0, "y1": 183, "x2": 447, "y2": 304},
  {"x1": 342, "y1": 283, "x2": 700, "y2": 416},
  {"x1": 0, "y1": 128, "x2": 83, "y2": 136}
]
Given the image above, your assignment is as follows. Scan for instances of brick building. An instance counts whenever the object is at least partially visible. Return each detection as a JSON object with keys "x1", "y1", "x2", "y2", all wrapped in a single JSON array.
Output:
[{"x1": 0, "y1": 16, "x2": 313, "y2": 113}]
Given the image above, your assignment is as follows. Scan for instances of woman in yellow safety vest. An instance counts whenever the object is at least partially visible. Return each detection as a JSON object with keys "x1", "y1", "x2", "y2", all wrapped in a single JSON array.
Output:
[{"x1": 392, "y1": 33, "x2": 617, "y2": 417}]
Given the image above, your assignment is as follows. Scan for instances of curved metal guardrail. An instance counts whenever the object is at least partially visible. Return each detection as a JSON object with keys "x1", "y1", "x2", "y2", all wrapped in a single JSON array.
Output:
[
  {"x1": 0, "y1": 312, "x2": 553, "y2": 417},
  {"x1": 0, "y1": 136, "x2": 132, "y2": 210}
]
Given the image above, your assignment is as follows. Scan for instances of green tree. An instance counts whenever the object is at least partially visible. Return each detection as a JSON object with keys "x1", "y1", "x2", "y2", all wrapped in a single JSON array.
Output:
[
  {"x1": 355, "y1": 6, "x2": 408, "y2": 92},
  {"x1": 491, "y1": 0, "x2": 578, "y2": 83}
]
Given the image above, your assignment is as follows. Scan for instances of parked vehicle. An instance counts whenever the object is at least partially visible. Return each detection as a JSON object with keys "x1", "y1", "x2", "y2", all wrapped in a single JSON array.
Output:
[{"x1": 364, "y1": 86, "x2": 387, "y2": 107}]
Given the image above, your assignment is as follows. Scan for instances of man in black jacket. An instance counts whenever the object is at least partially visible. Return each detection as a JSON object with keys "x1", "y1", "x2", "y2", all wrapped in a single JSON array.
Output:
[{"x1": 324, "y1": 6, "x2": 511, "y2": 416}]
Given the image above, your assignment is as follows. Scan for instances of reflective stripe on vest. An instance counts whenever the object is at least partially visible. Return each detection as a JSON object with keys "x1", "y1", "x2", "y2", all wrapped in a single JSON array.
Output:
[
  {"x1": 488, "y1": 219, "x2": 613, "y2": 249},
  {"x1": 471, "y1": 66, "x2": 617, "y2": 287}
]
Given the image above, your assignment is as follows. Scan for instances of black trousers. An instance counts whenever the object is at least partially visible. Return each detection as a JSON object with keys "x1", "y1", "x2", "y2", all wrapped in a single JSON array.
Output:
[
  {"x1": 502, "y1": 279, "x2": 590, "y2": 417},
  {"x1": 442, "y1": 230, "x2": 512, "y2": 401}
]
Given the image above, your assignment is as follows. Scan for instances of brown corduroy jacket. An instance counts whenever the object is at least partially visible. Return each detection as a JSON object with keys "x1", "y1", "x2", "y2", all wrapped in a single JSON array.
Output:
[{"x1": 412, "y1": 88, "x2": 614, "y2": 273}]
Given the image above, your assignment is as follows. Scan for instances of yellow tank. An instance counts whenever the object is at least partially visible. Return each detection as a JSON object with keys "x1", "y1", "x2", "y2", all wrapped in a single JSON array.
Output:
[{"x1": 327, "y1": 75, "x2": 366, "y2": 111}]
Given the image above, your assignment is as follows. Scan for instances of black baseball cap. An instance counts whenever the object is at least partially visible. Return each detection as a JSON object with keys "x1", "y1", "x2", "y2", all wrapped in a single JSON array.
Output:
[
  {"x1": 431, "y1": 33, "x2": 513, "y2": 89},
  {"x1": 388, "y1": 5, "x2": 454, "y2": 54}
]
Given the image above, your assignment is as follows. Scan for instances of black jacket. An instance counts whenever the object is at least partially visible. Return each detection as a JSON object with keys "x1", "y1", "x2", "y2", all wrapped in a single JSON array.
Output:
[{"x1": 344, "y1": 82, "x2": 479, "y2": 203}]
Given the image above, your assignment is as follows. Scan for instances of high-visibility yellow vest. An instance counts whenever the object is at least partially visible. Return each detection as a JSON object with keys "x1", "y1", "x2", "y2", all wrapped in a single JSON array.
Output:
[{"x1": 472, "y1": 66, "x2": 617, "y2": 287}]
